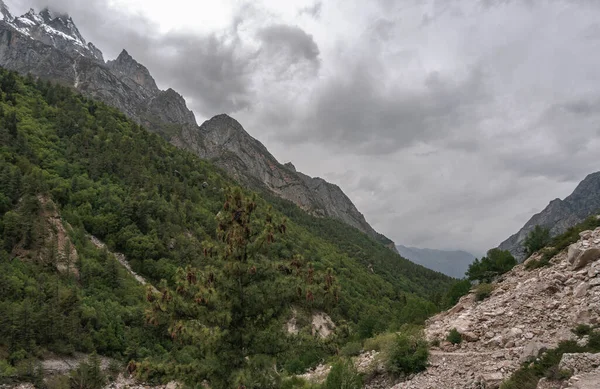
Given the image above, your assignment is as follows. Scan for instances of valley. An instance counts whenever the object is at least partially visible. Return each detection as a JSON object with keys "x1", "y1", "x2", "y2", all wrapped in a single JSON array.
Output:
[{"x1": 1, "y1": 1, "x2": 600, "y2": 389}]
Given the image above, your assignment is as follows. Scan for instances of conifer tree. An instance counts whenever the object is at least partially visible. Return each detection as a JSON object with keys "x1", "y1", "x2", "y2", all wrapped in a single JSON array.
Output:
[{"x1": 145, "y1": 188, "x2": 339, "y2": 388}]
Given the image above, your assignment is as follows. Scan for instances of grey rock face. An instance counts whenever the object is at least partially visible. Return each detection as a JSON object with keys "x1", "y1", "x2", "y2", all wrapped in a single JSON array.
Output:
[
  {"x1": 499, "y1": 172, "x2": 600, "y2": 261},
  {"x1": 0, "y1": 2, "x2": 397, "y2": 249},
  {"x1": 145, "y1": 88, "x2": 196, "y2": 127},
  {"x1": 107, "y1": 50, "x2": 159, "y2": 97},
  {"x1": 193, "y1": 114, "x2": 390, "y2": 242}
]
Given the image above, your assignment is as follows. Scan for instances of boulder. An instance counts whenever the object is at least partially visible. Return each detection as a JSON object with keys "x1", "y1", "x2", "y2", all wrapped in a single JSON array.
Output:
[
  {"x1": 559, "y1": 353, "x2": 600, "y2": 374},
  {"x1": 463, "y1": 332, "x2": 479, "y2": 342},
  {"x1": 573, "y1": 248, "x2": 600, "y2": 270},
  {"x1": 482, "y1": 372, "x2": 503, "y2": 386},
  {"x1": 449, "y1": 317, "x2": 472, "y2": 334},
  {"x1": 589, "y1": 262, "x2": 600, "y2": 278},
  {"x1": 506, "y1": 327, "x2": 524, "y2": 339},
  {"x1": 520, "y1": 341, "x2": 545, "y2": 363},
  {"x1": 569, "y1": 244, "x2": 584, "y2": 264},
  {"x1": 573, "y1": 282, "x2": 590, "y2": 298}
]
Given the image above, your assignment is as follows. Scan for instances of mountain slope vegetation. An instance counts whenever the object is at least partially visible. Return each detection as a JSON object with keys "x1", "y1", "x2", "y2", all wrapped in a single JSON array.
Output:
[{"x1": 0, "y1": 69, "x2": 452, "y2": 384}]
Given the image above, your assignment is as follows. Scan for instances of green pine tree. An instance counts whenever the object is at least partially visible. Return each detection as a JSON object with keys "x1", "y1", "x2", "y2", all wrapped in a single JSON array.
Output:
[{"x1": 145, "y1": 188, "x2": 339, "y2": 388}]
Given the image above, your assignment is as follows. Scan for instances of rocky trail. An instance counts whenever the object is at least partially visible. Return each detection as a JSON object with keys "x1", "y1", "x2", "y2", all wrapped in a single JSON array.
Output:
[{"x1": 391, "y1": 226, "x2": 600, "y2": 388}]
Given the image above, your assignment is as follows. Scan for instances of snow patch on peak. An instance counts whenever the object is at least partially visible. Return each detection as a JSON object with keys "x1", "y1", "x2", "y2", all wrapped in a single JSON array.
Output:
[{"x1": 7, "y1": 7, "x2": 104, "y2": 62}]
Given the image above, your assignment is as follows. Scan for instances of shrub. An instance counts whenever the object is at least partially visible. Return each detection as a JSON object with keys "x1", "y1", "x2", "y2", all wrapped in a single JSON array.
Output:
[
  {"x1": 446, "y1": 328, "x2": 462, "y2": 345},
  {"x1": 340, "y1": 342, "x2": 362, "y2": 357},
  {"x1": 475, "y1": 283, "x2": 494, "y2": 301},
  {"x1": 324, "y1": 359, "x2": 363, "y2": 389},
  {"x1": 441, "y1": 279, "x2": 472, "y2": 308},
  {"x1": 524, "y1": 225, "x2": 551, "y2": 257},
  {"x1": 467, "y1": 249, "x2": 516, "y2": 283},
  {"x1": 587, "y1": 330, "x2": 600, "y2": 350},
  {"x1": 0, "y1": 359, "x2": 16, "y2": 378},
  {"x1": 430, "y1": 338, "x2": 440, "y2": 347},
  {"x1": 46, "y1": 374, "x2": 70, "y2": 389},
  {"x1": 363, "y1": 332, "x2": 397, "y2": 353},
  {"x1": 281, "y1": 376, "x2": 321, "y2": 389},
  {"x1": 500, "y1": 339, "x2": 585, "y2": 389},
  {"x1": 572, "y1": 324, "x2": 593, "y2": 337},
  {"x1": 524, "y1": 257, "x2": 550, "y2": 270},
  {"x1": 385, "y1": 334, "x2": 429, "y2": 376},
  {"x1": 357, "y1": 315, "x2": 386, "y2": 339},
  {"x1": 284, "y1": 345, "x2": 327, "y2": 375},
  {"x1": 70, "y1": 353, "x2": 106, "y2": 389}
]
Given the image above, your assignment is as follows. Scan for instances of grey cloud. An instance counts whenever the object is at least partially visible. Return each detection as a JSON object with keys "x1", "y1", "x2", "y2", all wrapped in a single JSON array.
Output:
[
  {"x1": 257, "y1": 24, "x2": 320, "y2": 66},
  {"x1": 9, "y1": 0, "x2": 600, "y2": 255},
  {"x1": 558, "y1": 98, "x2": 600, "y2": 116},
  {"x1": 278, "y1": 64, "x2": 488, "y2": 155},
  {"x1": 298, "y1": 2, "x2": 322, "y2": 18}
]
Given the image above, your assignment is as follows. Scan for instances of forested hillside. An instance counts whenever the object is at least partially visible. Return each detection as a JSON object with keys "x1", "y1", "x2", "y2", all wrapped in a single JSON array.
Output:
[{"x1": 0, "y1": 69, "x2": 452, "y2": 386}]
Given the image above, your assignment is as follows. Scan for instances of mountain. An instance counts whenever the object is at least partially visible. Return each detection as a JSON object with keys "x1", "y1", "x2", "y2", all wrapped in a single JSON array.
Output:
[
  {"x1": 190, "y1": 114, "x2": 396, "y2": 247},
  {"x1": 0, "y1": 2, "x2": 397, "y2": 250},
  {"x1": 0, "y1": 68, "x2": 452, "y2": 386},
  {"x1": 395, "y1": 245, "x2": 475, "y2": 278},
  {"x1": 499, "y1": 172, "x2": 600, "y2": 261}
]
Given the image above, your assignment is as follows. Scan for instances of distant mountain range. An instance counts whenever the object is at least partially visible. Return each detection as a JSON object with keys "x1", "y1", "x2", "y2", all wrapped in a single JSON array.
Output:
[
  {"x1": 0, "y1": 2, "x2": 396, "y2": 251},
  {"x1": 499, "y1": 172, "x2": 600, "y2": 261},
  {"x1": 395, "y1": 245, "x2": 476, "y2": 279}
]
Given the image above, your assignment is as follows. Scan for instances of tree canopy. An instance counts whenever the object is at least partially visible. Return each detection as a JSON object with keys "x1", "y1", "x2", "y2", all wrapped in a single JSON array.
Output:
[
  {"x1": 523, "y1": 225, "x2": 551, "y2": 257},
  {"x1": 466, "y1": 248, "x2": 516, "y2": 283}
]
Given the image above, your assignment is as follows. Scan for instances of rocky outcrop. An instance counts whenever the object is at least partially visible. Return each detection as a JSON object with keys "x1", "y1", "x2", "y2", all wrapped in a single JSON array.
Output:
[
  {"x1": 392, "y1": 226, "x2": 600, "y2": 388},
  {"x1": 106, "y1": 49, "x2": 158, "y2": 96},
  {"x1": 499, "y1": 172, "x2": 600, "y2": 261},
  {"x1": 11, "y1": 196, "x2": 79, "y2": 277}
]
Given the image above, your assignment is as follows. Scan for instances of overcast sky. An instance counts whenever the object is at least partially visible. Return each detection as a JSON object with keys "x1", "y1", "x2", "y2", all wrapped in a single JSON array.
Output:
[{"x1": 7, "y1": 0, "x2": 600, "y2": 256}]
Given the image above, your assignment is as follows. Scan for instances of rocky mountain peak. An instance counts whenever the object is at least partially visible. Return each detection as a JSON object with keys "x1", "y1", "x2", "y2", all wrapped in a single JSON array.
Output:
[
  {"x1": 39, "y1": 8, "x2": 86, "y2": 45},
  {"x1": 207, "y1": 113, "x2": 246, "y2": 131},
  {"x1": 115, "y1": 48, "x2": 133, "y2": 62},
  {"x1": 8, "y1": 6, "x2": 104, "y2": 62},
  {"x1": 107, "y1": 49, "x2": 159, "y2": 96},
  {"x1": 146, "y1": 88, "x2": 197, "y2": 127}
]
